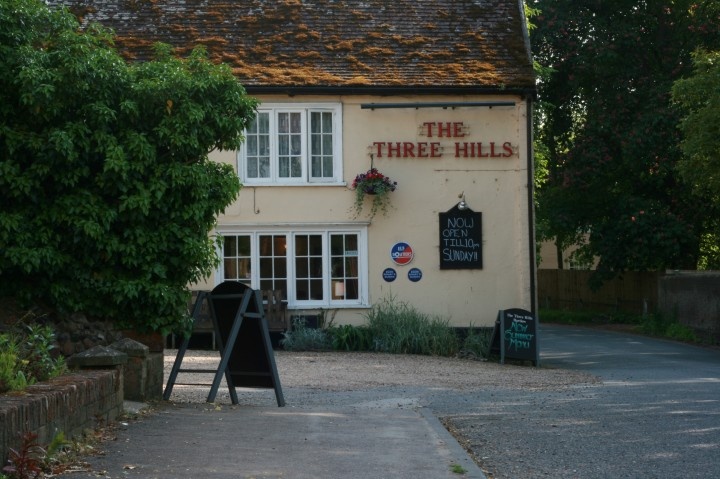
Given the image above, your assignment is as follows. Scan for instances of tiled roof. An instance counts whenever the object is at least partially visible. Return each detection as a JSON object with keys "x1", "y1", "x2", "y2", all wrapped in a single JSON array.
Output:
[{"x1": 49, "y1": 0, "x2": 535, "y2": 92}]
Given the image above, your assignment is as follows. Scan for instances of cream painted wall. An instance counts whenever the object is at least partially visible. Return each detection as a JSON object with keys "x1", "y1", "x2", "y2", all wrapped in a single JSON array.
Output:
[{"x1": 198, "y1": 94, "x2": 534, "y2": 328}]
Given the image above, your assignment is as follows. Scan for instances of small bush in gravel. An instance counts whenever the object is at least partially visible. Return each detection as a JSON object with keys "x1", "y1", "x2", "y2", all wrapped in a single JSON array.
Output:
[
  {"x1": 366, "y1": 296, "x2": 459, "y2": 356},
  {"x1": 280, "y1": 318, "x2": 332, "y2": 351},
  {"x1": 459, "y1": 325, "x2": 493, "y2": 359},
  {"x1": 327, "y1": 324, "x2": 374, "y2": 351}
]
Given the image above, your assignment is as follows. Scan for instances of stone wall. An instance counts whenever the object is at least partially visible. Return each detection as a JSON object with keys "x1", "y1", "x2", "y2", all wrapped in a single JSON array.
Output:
[
  {"x1": 0, "y1": 369, "x2": 123, "y2": 467},
  {"x1": 658, "y1": 271, "x2": 720, "y2": 342}
]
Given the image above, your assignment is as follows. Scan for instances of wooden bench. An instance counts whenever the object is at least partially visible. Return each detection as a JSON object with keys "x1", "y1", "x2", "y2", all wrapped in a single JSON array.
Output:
[
  {"x1": 262, "y1": 289, "x2": 289, "y2": 332},
  {"x1": 170, "y1": 289, "x2": 288, "y2": 349}
]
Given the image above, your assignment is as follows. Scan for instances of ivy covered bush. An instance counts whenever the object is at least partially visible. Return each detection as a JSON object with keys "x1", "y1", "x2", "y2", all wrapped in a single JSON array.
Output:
[{"x1": 0, "y1": 0, "x2": 258, "y2": 334}]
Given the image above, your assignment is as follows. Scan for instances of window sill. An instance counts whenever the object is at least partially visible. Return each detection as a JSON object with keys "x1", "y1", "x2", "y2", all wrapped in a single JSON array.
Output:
[{"x1": 242, "y1": 182, "x2": 348, "y2": 188}]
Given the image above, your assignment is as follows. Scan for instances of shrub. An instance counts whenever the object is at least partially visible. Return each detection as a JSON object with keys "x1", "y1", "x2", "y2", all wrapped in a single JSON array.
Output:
[
  {"x1": 365, "y1": 296, "x2": 459, "y2": 356},
  {"x1": 0, "y1": 322, "x2": 66, "y2": 394},
  {"x1": 639, "y1": 312, "x2": 698, "y2": 342},
  {"x1": 327, "y1": 324, "x2": 373, "y2": 351},
  {"x1": 459, "y1": 325, "x2": 493, "y2": 359},
  {"x1": 0, "y1": 0, "x2": 257, "y2": 334},
  {"x1": 280, "y1": 318, "x2": 332, "y2": 351}
]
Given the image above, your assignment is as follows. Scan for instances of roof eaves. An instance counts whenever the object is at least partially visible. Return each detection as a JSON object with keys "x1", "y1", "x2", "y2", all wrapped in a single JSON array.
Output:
[{"x1": 245, "y1": 85, "x2": 537, "y2": 98}]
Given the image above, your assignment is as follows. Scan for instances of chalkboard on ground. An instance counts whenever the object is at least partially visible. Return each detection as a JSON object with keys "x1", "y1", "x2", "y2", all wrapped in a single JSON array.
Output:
[{"x1": 488, "y1": 308, "x2": 539, "y2": 366}]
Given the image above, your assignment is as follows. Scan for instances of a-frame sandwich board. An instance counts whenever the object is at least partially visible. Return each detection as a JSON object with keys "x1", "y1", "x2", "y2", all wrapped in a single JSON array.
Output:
[
  {"x1": 207, "y1": 281, "x2": 285, "y2": 406},
  {"x1": 163, "y1": 281, "x2": 284, "y2": 406}
]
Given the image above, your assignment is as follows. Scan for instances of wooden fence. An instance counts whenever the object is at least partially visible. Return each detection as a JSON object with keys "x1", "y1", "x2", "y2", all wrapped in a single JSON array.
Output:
[{"x1": 537, "y1": 270, "x2": 661, "y2": 315}]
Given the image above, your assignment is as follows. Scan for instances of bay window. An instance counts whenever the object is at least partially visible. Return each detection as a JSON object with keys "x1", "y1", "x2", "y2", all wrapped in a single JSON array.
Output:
[{"x1": 218, "y1": 227, "x2": 367, "y2": 308}]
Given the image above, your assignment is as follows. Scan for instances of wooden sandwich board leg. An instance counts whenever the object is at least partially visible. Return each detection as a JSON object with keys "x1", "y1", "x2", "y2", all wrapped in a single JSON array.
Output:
[
  {"x1": 163, "y1": 291, "x2": 208, "y2": 401},
  {"x1": 254, "y1": 289, "x2": 285, "y2": 407}
]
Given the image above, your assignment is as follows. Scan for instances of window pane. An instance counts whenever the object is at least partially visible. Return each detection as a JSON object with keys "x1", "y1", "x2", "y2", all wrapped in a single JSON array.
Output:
[
  {"x1": 290, "y1": 112, "x2": 301, "y2": 132},
  {"x1": 273, "y1": 236, "x2": 286, "y2": 254},
  {"x1": 259, "y1": 158, "x2": 270, "y2": 177},
  {"x1": 295, "y1": 279, "x2": 309, "y2": 300},
  {"x1": 310, "y1": 279, "x2": 323, "y2": 300},
  {"x1": 345, "y1": 235, "x2": 358, "y2": 251},
  {"x1": 345, "y1": 278, "x2": 359, "y2": 300},
  {"x1": 295, "y1": 234, "x2": 324, "y2": 301},
  {"x1": 290, "y1": 157, "x2": 302, "y2": 177},
  {"x1": 258, "y1": 113, "x2": 269, "y2": 133},
  {"x1": 277, "y1": 112, "x2": 303, "y2": 179},
  {"x1": 247, "y1": 158, "x2": 258, "y2": 178},
  {"x1": 224, "y1": 236, "x2": 237, "y2": 256},
  {"x1": 330, "y1": 233, "x2": 360, "y2": 302},
  {"x1": 310, "y1": 112, "x2": 321, "y2": 133},
  {"x1": 279, "y1": 157, "x2": 289, "y2": 177},
  {"x1": 330, "y1": 235, "x2": 343, "y2": 255},
  {"x1": 260, "y1": 258, "x2": 273, "y2": 278},
  {"x1": 238, "y1": 236, "x2": 251, "y2": 255},
  {"x1": 309, "y1": 235, "x2": 322, "y2": 255},
  {"x1": 309, "y1": 111, "x2": 334, "y2": 179},
  {"x1": 323, "y1": 135, "x2": 333, "y2": 155},
  {"x1": 279, "y1": 136, "x2": 289, "y2": 156},
  {"x1": 259, "y1": 136, "x2": 269, "y2": 155},
  {"x1": 331, "y1": 257, "x2": 344, "y2": 278},
  {"x1": 295, "y1": 235, "x2": 308, "y2": 255},
  {"x1": 345, "y1": 257, "x2": 358, "y2": 275},
  {"x1": 223, "y1": 235, "x2": 251, "y2": 283},
  {"x1": 259, "y1": 234, "x2": 287, "y2": 292},
  {"x1": 311, "y1": 156, "x2": 321, "y2": 177},
  {"x1": 309, "y1": 257, "x2": 322, "y2": 276},
  {"x1": 278, "y1": 113, "x2": 289, "y2": 133},
  {"x1": 246, "y1": 112, "x2": 271, "y2": 179},
  {"x1": 296, "y1": 258, "x2": 308, "y2": 277},
  {"x1": 275, "y1": 257, "x2": 287, "y2": 277},
  {"x1": 290, "y1": 135, "x2": 301, "y2": 155},
  {"x1": 224, "y1": 258, "x2": 237, "y2": 279}
]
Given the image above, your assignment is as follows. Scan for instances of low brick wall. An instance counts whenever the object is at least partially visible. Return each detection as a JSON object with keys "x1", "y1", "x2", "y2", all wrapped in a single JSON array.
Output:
[{"x1": 0, "y1": 369, "x2": 123, "y2": 467}]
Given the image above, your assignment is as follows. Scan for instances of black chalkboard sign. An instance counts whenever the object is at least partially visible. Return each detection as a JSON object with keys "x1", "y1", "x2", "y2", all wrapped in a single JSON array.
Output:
[
  {"x1": 488, "y1": 308, "x2": 539, "y2": 366},
  {"x1": 208, "y1": 281, "x2": 285, "y2": 406},
  {"x1": 439, "y1": 205, "x2": 482, "y2": 269},
  {"x1": 163, "y1": 284, "x2": 285, "y2": 406}
]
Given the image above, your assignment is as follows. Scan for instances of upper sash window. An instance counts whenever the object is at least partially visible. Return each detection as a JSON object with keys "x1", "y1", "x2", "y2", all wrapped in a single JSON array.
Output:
[{"x1": 240, "y1": 104, "x2": 343, "y2": 185}]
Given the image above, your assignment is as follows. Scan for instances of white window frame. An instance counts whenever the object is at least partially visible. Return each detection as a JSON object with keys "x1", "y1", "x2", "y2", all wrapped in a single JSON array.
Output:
[
  {"x1": 216, "y1": 225, "x2": 368, "y2": 309},
  {"x1": 239, "y1": 103, "x2": 344, "y2": 186}
]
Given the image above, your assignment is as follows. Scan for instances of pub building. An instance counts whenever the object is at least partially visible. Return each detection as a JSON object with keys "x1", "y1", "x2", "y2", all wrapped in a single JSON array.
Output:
[{"x1": 53, "y1": 0, "x2": 537, "y2": 329}]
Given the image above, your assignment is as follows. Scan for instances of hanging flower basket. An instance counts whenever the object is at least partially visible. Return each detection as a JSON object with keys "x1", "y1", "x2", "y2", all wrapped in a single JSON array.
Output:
[{"x1": 351, "y1": 167, "x2": 397, "y2": 219}]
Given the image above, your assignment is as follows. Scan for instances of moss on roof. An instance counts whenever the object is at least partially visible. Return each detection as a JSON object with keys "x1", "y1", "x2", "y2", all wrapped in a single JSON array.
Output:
[{"x1": 51, "y1": 0, "x2": 535, "y2": 90}]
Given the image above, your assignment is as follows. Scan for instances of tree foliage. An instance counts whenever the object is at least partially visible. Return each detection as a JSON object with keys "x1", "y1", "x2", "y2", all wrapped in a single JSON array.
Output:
[
  {"x1": 672, "y1": 49, "x2": 720, "y2": 206},
  {"x1": 532, "y1": 0, "x2": 720, "y2": 278},
  {"x1": 0, "y1": 0, "x2": 258, "y2": 332},
  {"x1": 672, "y1": 47, "x2": 720, "y2": 269}
]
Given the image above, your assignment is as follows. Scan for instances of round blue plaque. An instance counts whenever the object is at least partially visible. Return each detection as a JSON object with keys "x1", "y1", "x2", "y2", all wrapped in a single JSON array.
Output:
[
  {"x1": 408, "y1": 268, "x2": 422, "y2": 282},
  {"x1": 382, "y1": 268, "x2": 397, "y2": 282}
]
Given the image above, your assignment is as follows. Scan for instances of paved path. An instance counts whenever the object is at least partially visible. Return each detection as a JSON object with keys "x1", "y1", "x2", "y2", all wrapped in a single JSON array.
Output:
[{"x1": 444, "y1": 324, "x2": 720, "y2": 478}]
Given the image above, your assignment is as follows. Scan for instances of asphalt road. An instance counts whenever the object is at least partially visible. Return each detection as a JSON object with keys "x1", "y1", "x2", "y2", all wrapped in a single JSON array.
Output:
[{"x1": 442, "y1": 324, "x2": 720, "y2": 478}]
